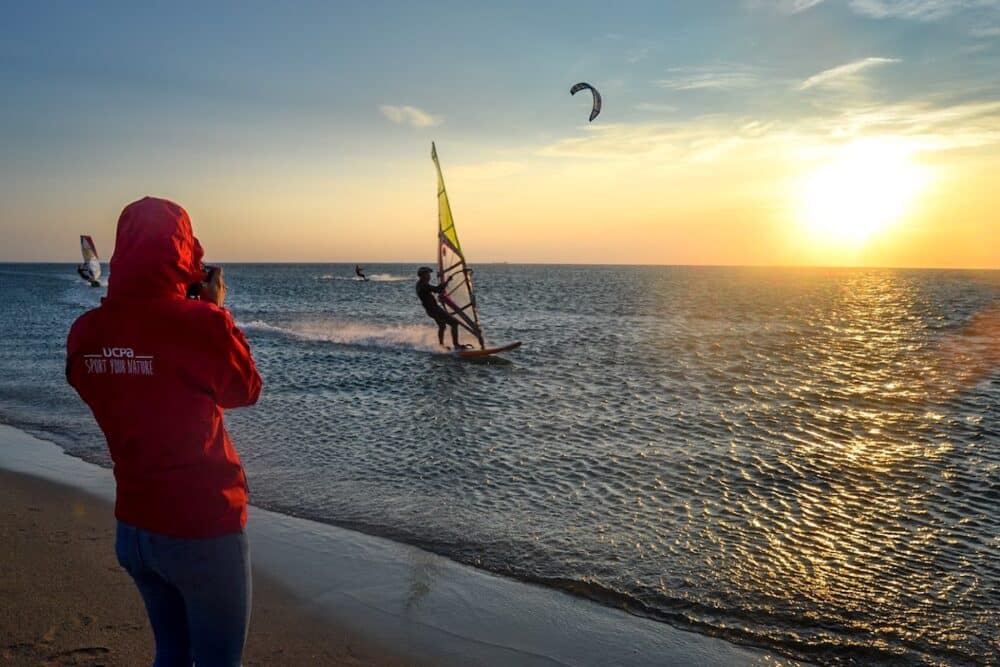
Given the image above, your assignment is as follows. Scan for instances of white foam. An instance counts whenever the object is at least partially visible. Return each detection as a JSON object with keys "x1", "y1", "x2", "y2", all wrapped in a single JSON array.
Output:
[
  {"x1": 240, "y1": 319, "x2": 444, "y2": 353},
  {"x1": 59, "y1": 281, "x2": 107, "y2": 308},
  {"x1": 315, "y1": 273, "x2": 409, "y2": 282},
  {"x1": 367, "y1": 273, "x2": 409, "y2": 282},
  {"x1": 0, "y1": 268, "x2": 97, "y2": 284}
]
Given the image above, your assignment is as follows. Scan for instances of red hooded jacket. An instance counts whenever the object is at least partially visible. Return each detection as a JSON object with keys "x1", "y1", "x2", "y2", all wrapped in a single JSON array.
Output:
[{"x1": 66, "y1": 197, "x2": 262, "y2": 538}]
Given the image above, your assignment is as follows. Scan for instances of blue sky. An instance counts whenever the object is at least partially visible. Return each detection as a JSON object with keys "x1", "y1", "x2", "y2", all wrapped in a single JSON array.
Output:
[{"x1": 2, "y1": 1, "x2": 998, "y2": 266}]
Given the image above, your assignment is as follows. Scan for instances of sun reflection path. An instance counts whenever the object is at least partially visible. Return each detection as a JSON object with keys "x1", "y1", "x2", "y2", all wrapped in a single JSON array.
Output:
[{"x1": 642, "y1": 269, "x2": 998, "y2": 662}]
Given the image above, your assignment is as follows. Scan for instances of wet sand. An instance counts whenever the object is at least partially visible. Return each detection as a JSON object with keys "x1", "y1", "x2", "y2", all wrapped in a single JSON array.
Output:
[{"x1": 0, "y1": 469, "x2": 415, "y2": 666}]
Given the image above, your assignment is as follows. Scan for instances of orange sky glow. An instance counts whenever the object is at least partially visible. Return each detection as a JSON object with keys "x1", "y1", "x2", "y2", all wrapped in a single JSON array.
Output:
[{"x1": 1, "y1": 3, "x2": 997, "y2": 269}]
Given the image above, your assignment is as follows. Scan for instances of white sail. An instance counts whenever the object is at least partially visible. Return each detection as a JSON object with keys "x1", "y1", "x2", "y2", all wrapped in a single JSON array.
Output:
[
  {"x1": 432, "y1": 142, "x2": 485, "y2": 348},
  {"x1": 80, "y1": 235, "x2": 101, "y2": 283}
]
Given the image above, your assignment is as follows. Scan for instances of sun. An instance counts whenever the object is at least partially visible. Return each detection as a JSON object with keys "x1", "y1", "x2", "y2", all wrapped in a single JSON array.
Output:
[{"x1": 798, "y1": 139, "x2": 929, "y2": 246}]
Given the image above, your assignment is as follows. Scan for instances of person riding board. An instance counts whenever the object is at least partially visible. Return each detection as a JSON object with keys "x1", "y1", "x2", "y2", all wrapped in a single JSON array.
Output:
[
  {"x1": 354, "y1": 265, "x2": 368, "y2": 281},
  {"x1": 415, "y1": 267, "x2": 469, "y2": 350},
  {"x1": 76, "y1": 263, "x2": 99, "y2": 287}
]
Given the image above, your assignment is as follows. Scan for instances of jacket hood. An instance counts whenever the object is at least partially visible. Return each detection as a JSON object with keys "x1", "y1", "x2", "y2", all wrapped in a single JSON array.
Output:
[{"x1": 107, "y1": 197, "x2": 205, "y2": 299}]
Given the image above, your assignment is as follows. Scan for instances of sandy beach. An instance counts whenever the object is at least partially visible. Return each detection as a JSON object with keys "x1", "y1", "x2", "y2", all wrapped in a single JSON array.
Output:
[
  {"x1": 0, "y1": 423, "x2": 787, "y2": 667},
  {"x1": 0, "y1": 468, "x2": 413, "y2": 667}
]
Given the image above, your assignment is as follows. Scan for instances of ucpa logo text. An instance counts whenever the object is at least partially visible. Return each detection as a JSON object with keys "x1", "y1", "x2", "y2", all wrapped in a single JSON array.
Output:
[{"x1": 102, "y1": 347, "x2": 135, "y2": 358}]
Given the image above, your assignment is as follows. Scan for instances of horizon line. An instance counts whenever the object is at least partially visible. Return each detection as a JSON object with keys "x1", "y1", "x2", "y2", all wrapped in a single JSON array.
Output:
[{"x1": 1, "y1": 260, "x2": 997, "y2": 272}]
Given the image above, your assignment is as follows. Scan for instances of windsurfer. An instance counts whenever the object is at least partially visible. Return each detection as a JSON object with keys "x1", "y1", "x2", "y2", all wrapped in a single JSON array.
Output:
[
  {"x1": 416, "y1": 266, "x2": 466, "y2": 349},
  {"x1": 78, "y1": 236, "x2": 102, "y2": 286},
  {"x1": 77, "y1": 264, "x2": 99, "y2": 287},
  {"x1": 354, "y1": 265, "x2": 368, "y2": 281}
]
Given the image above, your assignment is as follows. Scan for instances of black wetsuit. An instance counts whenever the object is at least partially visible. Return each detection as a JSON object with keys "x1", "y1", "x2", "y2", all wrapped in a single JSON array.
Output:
[
  {"x1": 416, "y1": 281, "x2": 456, "y2": 325},
  {"x1": 418, "y1": 279, "x2": 464, "y2": 348}
]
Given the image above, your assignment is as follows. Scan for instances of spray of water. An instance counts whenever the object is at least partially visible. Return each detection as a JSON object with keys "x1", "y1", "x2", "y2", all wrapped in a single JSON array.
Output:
[
  {"x1": 240, "y1": 319, "x2": 444, "y2": 352},
  {"x1": 315, "y1": 274, "x2": 409, "y2": 282}
]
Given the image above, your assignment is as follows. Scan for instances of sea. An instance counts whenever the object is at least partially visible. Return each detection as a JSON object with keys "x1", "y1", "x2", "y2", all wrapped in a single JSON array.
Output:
[{"x1": 0, "y1": 263, "x2": 997, "y2": 666}]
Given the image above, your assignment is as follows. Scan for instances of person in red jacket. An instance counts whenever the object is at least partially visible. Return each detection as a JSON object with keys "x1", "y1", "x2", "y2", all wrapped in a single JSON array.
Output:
[{"x1": 66, "y1": 197, "x2": 262, "y2": 667}]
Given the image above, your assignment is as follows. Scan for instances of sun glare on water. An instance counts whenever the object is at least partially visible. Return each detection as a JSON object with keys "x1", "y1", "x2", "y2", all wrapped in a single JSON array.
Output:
[{"x1": 798, "y1": 139, "x2": 929, "y2": 247}]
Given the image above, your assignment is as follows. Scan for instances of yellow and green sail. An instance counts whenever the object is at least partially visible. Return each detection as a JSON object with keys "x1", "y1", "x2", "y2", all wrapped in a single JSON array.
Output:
[{"x1": 432, "y1": 142, "x2": 484, "y2": 348}]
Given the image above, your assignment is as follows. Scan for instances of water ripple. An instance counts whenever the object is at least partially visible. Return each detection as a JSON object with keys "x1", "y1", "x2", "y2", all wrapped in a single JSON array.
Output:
[{"x1": 1, "y1": 264, "x2": 997, "y2": 665}]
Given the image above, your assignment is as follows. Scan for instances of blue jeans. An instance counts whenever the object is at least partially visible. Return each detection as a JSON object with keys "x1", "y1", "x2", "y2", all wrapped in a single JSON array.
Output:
[{"x1": 115, "y1": 522, "x2": 251, "y2": 667}]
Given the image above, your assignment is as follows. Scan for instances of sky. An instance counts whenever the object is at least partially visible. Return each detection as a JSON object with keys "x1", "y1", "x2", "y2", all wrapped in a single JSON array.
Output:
[{"x1": 1, "y1": 0, "x2": 998, "y2": 268}]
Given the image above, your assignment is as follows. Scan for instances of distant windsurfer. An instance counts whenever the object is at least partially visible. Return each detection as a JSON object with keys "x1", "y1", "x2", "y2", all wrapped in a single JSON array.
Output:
[
  {"x1": 355, "y1": 265, "x2": 368, "y2": 281},
  {"x1": 76, "y1": 264, "x2": 99, "y2": 287},
  {"x1": 416, "y1": 266, "x2": 466, "y2": 350},
  {"x1": 77, "y1": 235, "x2": 102, "y2": 286}
]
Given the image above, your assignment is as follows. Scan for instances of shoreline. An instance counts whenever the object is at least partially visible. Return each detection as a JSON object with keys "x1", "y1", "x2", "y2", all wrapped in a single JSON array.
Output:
[
  {"x1": 0, "y1": 468, "x2": 413, "y2": 667},
  {"x1": 0, "y1": 423, "x2": 795, "y2": 666}
]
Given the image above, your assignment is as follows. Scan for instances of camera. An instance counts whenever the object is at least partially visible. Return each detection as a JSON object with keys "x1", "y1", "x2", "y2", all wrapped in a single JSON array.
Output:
[{"x1": 186, "y1": 265, "x2": 219, "y2": 299}]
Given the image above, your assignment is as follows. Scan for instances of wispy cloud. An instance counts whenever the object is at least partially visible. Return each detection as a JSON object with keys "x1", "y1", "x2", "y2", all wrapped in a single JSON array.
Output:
[
  {"x1": 537, "y1": 118, "x2": 764, "y2": 160},
  {"x1": 745, "y1": 0, "x2": 827, "y2": 13},
  {"x1": 378, "y1": 104, "x2": 440, "y2": 128},
  {"x1": 847, "y1": 0, "x2": 993, "y2": 21},
  {"x1": 536, "y1": 99, "x2": 1000, "y2": 162},
  {"x1": 755, "y1": 0, "x2": 999, "y2": 20},
  {"x1": 969, "y1": 24, "x2": 1000, "y2": 36},
  {"x1": 448, "y1": 161, "x2": 526, "y2": 180},
  {"x1": 627, "y1": 46, "x2": 653, "y2": 64},
  {"x1": 635, "y1": 102, "x2": 679, "y2": 113},
  {"x1": 815, "y1": 99, "x2": 1000, "y2": 150},
  {"x1": 799, "y1": 57, "x2": 901, "y2": 90},
  {"x1": 779, "y1": 0, "x2": 828, "y2": 13},
  {"x1": 656, "y1": 66, "x2": 759, "y2": 91}
]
